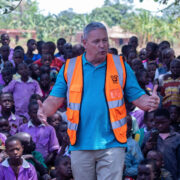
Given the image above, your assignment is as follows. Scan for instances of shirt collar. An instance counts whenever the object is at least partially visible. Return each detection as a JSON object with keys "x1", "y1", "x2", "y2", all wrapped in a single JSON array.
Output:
[
  {"x1": 16, "y1": 77, "x2": 34, "y2": 83},
  {"x1": 0, "y1": 113, "x2": 16, "y2": 121},
  {"x1": 2, "y1": 158, "x2": 30, "y2": 168},
  {"x1": 28, "y1": 120, "x2": 45, "y2": 128},
  {"x1": 82, "y1": 53, "x2": 107, "y2": 67}
]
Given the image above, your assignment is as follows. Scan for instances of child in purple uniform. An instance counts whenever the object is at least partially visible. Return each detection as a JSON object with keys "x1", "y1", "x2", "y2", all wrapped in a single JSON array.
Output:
[
  {"x1": 2, "y1": 63, "x2": 42, "y2": 119},
  {"x1": 0, "y1": 92, "x2": 22, "y2": 135},
  {"x1": 19, "y1": 101, "x2": 60, "y2": 165},
  {"x1": 0, "y1": 136, "x2": 37, "y2": 180}
]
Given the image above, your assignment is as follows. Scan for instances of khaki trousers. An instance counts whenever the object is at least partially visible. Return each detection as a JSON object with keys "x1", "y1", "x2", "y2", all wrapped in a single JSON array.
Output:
[{"x1": 71, "y1": 147, "x2": 125, "y2": 180}]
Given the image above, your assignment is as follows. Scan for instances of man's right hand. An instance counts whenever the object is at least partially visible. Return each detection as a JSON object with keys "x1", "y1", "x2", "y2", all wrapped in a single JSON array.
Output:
[{"x1": 37, "y1": 100, "x2": 48, "y2": 125}]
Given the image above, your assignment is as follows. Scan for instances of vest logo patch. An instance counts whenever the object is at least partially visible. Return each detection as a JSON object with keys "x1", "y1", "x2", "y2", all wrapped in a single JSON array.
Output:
[{"x1": 111, "y1": 75, "x2": 118, "y2": 84}]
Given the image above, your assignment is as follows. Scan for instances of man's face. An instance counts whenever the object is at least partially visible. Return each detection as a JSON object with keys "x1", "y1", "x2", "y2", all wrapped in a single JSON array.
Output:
[
  {"x1": 1, "y1": 35, "x2": 10, "y2": 45},
  {"x1": 83, "y1": 29, "x2": 109, "y2": 63}
]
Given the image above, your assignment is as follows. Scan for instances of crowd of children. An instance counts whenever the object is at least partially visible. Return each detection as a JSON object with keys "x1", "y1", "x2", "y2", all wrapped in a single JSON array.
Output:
[{"x1": 0, "y1": 33, "x2": 179, "y2": 180}]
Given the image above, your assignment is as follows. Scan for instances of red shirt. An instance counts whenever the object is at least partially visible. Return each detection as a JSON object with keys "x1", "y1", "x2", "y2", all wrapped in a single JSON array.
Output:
[{"x1": 34, "y1": 57, "x2": 63, "y2": 72}]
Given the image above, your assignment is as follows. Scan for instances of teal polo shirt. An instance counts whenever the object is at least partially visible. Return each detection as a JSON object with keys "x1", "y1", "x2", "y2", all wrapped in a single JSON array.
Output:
[{"x1": 50, "y1": 53, "x2": 145, "y2": 151}]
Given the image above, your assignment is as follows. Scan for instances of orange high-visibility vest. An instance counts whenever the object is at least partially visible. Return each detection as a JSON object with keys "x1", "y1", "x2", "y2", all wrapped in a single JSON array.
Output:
[{"x1": 64, "y1": 53, "x2": 127, "y2": 145}]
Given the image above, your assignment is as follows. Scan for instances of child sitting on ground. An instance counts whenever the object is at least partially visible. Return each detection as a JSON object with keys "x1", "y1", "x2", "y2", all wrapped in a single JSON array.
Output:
[
  {"x1": 0, "y1": 92, "x2": 22, "y2": 135},
  {"x1": 14, "y1": 132, "x2": 51, "y2": 180},
  {"x1": 0, "y1": 136, "x2": 37, "y2": 180},
  {"x1": 19, "y1": 101, "x2": 60, "y2": 165},
  {"x1": 2, "y1": 63, "x2": 42, "y2": 119}
]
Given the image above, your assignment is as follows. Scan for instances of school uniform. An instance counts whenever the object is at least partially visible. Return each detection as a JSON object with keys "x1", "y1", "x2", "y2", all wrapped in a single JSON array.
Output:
[
  {"x1": 0, "y1": 158, "x2": 37, "y2": 180},
  {"x1": 19, "y1": 121, "x2": 60, "y2": 159}
]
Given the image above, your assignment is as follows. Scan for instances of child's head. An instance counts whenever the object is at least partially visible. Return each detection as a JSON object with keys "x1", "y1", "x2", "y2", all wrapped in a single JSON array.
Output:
[
  {"x1": 147, "y1": 62, "x2": 157, "y2": 81},
  {"x1": 144, "y1": 111, "x2": 155, "y2": 131},
  {"x1": 72, "y1": 44, "x2": 85, "y2": 57},
  {"x1": 3, "y1": 61, "x2": 13, "y2": 69},
  {"x1": 14, "y1": 132, "x2": 36, "y2": 154},
  {"x1": 57, "y1": 38, "x2": 66, "y2": 54},
  {"x1": 28, "y1": 101, "x2": 41, "y2": 125},
  {"x1": 128, "y1": 36, "x2": 138, "y2": 49},
  {"x1": 40, "y1": 73, "x2": 51, "y2": 89},
  {"x1": 57, "y1": 121, "x2": 69, "y2": 146},
  {"x1": 146, "y1": 42, "x2": 158, "y2": 60},
  {"x1": 29, "y1": 63, "x2": 40, "y2": 80},
  {"x1": 40, "y1": 65, "x2": 50, "y2": 75},
  {"x1": 14, "y1": 45, "x2": 25, "y2": 54},
  {"x1": 0, "y1": 45, "x2": 10, "y2": 60},
  {"x1": 170, "y1": 58, "x2": 180, "y2": 78},
  {"x1": 48, "y1": 112, "x2": 62, "y2": 130},
  {"x1": 162, "y1": 48, "x2": 175, "y2": 67},
  {"x1": 63, "y1": 43, "x2": 73, "y2": 60},
  {"x1": 139, "y1": 48, "x2": 147, "y2": 61},
  {"x1": 5, "y1": 136, "x2": 23, "y2": 162},
  {"x1": 1, "y1": 68, "x2": 13, "y2": 85},
  {"x1": 42, "y1": 41, "x2": 56, "y2": 57},
  {"x1": 168, "y1": 105, "x2": 180, "y2": 124},
  {"x1": 13, "y1": 50, "x2": 24, "y2": 66},
  {"x1": 154, "y1": 108, "x2": 170, "y2": 133},
  {"x1": 108, "y1": 47, "x2": 118, "y2": 55},
  {"x1": 37, "y1": 40, "x2": 45, "y2": 55},
  {"x1": 29, "y1": 94, "x2": 43, "y2": 104},
  {"x1": 158, "y1": 41, "x2": 170, "y2": 60},
  {"x1": 127, "y1": 50, "x2": 137, "y2": 65},
  {"x1": 0, "y1": 34, "x2": 10, "y2": 46},
  {"x1": 137, "y1": 159, "x2": 155, "y2": 180},
  {"x1": 0, "y1": 92, "x2": 14, "y2": 112},
  {"x1": 0, "y1": 116, "x2": 10, "y2": 135},
  {"x1": 131, "y1": 58, "x2": 144, "y2": 72},
  {"x1": 17, "y1": 62, "x2": 29, "y2": 79},
  {"x1": 135, "y1": 69, "x2": 149, "y2": 87},
  {"x1": 41, "y1": 54, "x2": 53, "y2": 66},
  {"x1": 27, "y1": 39, "x2": 37, "y2": 52},
  {"x1": 146, "y1": 150, "x2": 163, "y2": 170},
  {"x1": 121, "y1": 44, "x2": 135, "y2": 60},
  {"x1": 55, "y1": 155, "x2": 72, "y2": 179}
]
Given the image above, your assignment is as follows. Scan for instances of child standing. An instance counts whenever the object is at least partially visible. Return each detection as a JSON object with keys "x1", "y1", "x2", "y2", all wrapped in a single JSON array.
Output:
[
  {"x1": 161, "y1": 59, "x2": 180, "y2": 107},
  {"x1": 0, "y1": 136, "x2": 37, "y2": 180},
  {"x1": 2, "y1": 63, "x2": 42, "y2": 118},
  {"x1": 39, "y1": 73, "x2": 52, "y2": 100},
  {"x1": 0, "y1": 92, "x2": 22, "y2": 135},
  {"x1": 19, "y1": 101, "x2": 60, "y2": 164},
  {"x1": 0, "y1": 117, "x2": 10, "y2": 138}
]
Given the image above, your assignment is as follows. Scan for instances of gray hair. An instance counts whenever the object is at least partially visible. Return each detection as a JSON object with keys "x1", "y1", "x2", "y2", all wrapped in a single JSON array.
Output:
[{"x1": 83, "y1": 22, "x2": 107, "y2": 40}]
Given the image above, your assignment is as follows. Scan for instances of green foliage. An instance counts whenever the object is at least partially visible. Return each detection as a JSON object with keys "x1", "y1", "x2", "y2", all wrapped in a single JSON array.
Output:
[{"x1": 0, "y1": 0, "x2": 180, "y2": 45}]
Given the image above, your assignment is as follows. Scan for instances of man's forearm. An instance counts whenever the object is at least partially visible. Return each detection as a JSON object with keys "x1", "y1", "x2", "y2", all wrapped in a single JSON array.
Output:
[{"x1": 43, "y1": 95, "x2": 65, "y2": 117}]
